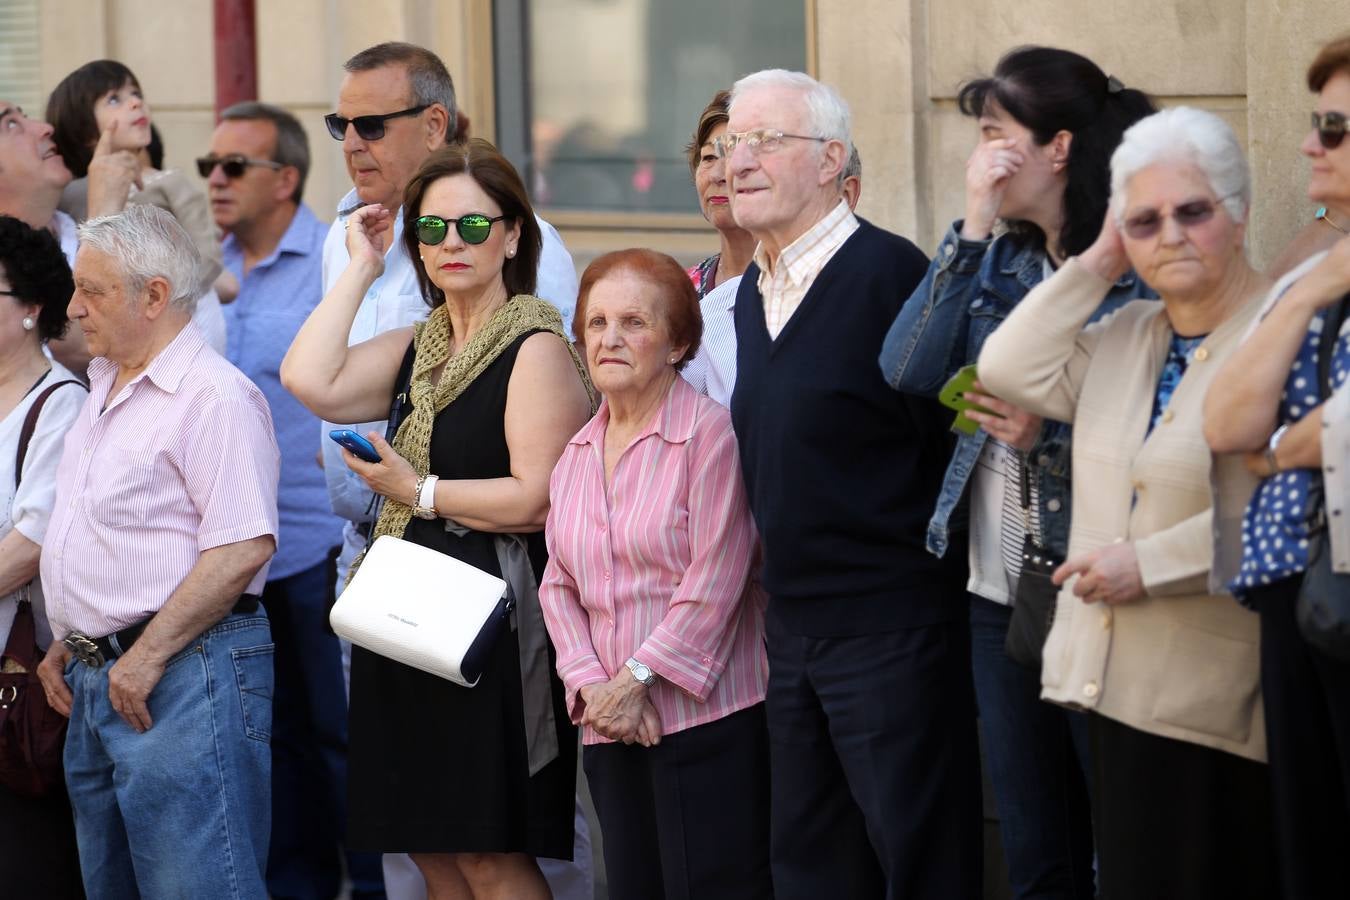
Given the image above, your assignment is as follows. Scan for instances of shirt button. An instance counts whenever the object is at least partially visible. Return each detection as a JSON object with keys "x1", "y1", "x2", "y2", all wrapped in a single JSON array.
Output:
[
  {"x1": 1194, "y1": 347, "x2": 1210, "y2": 362},
  {"x1": 1162, "y1": 409, "x2": 1175, "y2": 424},
  {"x1": 603, "y1": 570, "x2": 612, "y2": 580},
  {"x1": 1037, "y1": 454, "x2": 1051, "y2": 467},
  {"x1": 1101, "y1": 610, "x2": 1112, "y2": 630},
  {"x1": 1083, "y1": 681, "x2": 1100, "y2": 699},
  {"x1": 1046, "y1": 498, "x2": 1062, "y2": 512}
]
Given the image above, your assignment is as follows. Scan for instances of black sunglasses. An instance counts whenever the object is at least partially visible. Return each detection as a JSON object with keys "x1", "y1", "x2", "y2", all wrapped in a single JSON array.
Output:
[
  {"x1": 324, "y1": 105, "x2": 429, "y2": 141},
  {"x1": 1312, "y1": 111, "x2": 1348, "y2": 150},
  {"x1": 195, "y1": 154, "x2": 284, "y2": 179},
  {"x1": 415, "y1": 214, "x2": 507, "y2": 246},
  {"x1": 1122, "y1": 193, "x2": 1238, "y2": 241}
]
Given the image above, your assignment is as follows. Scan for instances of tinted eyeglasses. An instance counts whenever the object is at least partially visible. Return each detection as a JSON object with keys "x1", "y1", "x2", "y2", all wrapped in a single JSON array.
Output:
[
  {"x1": 1122, "y1": 192, "x2": 1240, "y2": 240},
  {"x1": 195, "y1": 154, "x2": 284, "y2": 179},
  {"x1": 415, "y1": 214, "x2": 507, "y2": 246},
  {"x1": 324, "y1": 105, "x2": 429, "y2": 141},
  {"x1": 1312, "y1": 111, "x2": 1348, "y2": 150}
]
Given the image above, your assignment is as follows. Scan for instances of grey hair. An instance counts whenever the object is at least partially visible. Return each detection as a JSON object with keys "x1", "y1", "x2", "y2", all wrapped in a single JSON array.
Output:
[
  {"x1": 344, "y1": 42, "x2": 458, "y2": 140},
  {"x1": 78, "y1": 204, "x2": 201, "y2": 313},
  {"x1": 730, "y1": 69, "x2": 853, "y2": 158},
  {"x1": 1109, "y1": 106, "x2": 1250, "y2": 224},
  {"x1": 220, "y1": 101, "x2": 311, "y2": 202},
  {"x1": 841, "y1": 144, "x2": 862, "y2": 188}
]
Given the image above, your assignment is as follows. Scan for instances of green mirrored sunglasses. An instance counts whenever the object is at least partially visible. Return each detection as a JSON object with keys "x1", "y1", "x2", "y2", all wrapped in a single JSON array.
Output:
[{"x1": 414, "y1": 214, "x2": 507, "y2": 246}]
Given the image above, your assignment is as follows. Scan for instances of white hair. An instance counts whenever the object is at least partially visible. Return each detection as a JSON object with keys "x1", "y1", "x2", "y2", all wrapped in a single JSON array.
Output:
[
  {"x1": 1109, "y1": 106, "x2": 1250, "y2": 224},
  {"x1": 78, "y1": 204, "x2": 201, "y2": 314},
  {"x1": 730, "y1": 69, "x2": 853, "y2": 156}
]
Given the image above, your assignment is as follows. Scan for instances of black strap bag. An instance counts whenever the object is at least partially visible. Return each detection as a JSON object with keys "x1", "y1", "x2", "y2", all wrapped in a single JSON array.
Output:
[
  {"x1": 1005, "y1": 453, "x2": 1062, "y2": 668},
  {"x1": 1296, "y1": 294, "x2": 1350, "y2": 661}
]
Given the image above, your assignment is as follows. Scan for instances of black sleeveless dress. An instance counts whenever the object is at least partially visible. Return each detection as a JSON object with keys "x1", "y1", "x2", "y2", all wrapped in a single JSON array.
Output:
[{"x1": 347, "y1": 331, "x2": 577, "y2": 857}]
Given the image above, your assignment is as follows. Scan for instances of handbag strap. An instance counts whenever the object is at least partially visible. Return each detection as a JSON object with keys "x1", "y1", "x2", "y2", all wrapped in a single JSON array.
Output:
[
  {"x1": 0, "y1": 587, "x2": 36, "y2": 666},
  {"x1": 16, "y1": 379, "x2": 83, "y2": 490},
  {"x1": 1017, "y1": 450, "x2": 1040, "y2": 542}
]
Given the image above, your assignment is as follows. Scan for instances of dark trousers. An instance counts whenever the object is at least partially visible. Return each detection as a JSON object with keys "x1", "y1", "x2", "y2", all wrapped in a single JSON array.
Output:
[
  {"x1": 0, "y1": 779, "x2": 85, "y2": 898},
  {"x1": 263, "y1": 557, "x2": 383, "y2": 899},
  {"x1": 583, "y1": 703, "x2": 771, "y2": 900},
  {"x1": 1089, "y1": 713, "x2": 1278, "y2": 900},
  {"x1": 765, "y1": 609, "x2": 983, "y2": 900},
  {"x1": 970, "y1": 595, "x2": 1095, "y2": 900},
  {"x1": 1251, "y1": 576, "x2": 1350, "y2": 900}
]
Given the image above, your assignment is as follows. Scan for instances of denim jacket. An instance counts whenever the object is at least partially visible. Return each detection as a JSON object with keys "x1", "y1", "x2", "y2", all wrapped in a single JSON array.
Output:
[{"x1": 879, "y1": 221, "x2": 1154, "y2": 558}]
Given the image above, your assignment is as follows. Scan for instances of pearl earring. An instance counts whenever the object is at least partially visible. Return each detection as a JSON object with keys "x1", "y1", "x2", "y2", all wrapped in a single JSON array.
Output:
[
  {"x1": 507, "y1": 248, "x2": 516, "y2": 258},
  {"x1": 21, "y1": 316, "x2": 34, "y2": 331}
]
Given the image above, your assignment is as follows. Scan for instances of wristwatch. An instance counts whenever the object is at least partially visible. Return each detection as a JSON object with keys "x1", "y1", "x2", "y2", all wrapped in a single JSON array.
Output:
[
  {"x1": 625, "y1": 656, "x2": 656, "y2": 687},
  {"x1": 1265, "y1": 424, "x2": 1291, "y2": 476},
  {"x1": 411, "y1": 474, "x2": 438, "y2": 520}
]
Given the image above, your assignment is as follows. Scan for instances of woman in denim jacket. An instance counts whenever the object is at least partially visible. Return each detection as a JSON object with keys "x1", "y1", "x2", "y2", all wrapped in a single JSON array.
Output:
[{"x1": 879, "y1": 46, "x2": 1154, "y2": 900}]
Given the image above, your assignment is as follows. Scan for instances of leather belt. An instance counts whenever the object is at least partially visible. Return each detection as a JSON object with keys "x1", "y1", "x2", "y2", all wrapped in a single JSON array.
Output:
[{"x1": 64, "y1": 594, "x2": 261, "y2": 669}]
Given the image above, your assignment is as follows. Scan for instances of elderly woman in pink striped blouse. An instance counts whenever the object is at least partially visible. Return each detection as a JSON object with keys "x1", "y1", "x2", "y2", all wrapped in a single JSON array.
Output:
[{"x1": 539, "y1": 248, "x2": 771, "y2": 899}]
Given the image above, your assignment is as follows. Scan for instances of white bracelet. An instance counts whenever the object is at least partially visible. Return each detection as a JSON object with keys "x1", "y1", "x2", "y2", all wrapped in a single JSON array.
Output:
[{"x1": 418, "y1": 474, "x2": 440, "y2": 511}]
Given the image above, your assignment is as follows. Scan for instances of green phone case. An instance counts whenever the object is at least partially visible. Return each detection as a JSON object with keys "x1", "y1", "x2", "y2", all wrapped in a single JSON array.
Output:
[{"x1": 937, "y1": 364, "x2": 1003, "y2": 435}]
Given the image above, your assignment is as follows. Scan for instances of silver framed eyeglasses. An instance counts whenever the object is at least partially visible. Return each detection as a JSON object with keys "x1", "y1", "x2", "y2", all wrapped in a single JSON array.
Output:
[{"x1": 712, "y1": 129, "x2": 828, "y2": 159}]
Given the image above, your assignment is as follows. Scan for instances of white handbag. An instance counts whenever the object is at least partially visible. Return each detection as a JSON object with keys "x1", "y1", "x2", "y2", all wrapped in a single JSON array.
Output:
[{"x1": 330, "y1": 535, "x2": 513, "y2": 687}]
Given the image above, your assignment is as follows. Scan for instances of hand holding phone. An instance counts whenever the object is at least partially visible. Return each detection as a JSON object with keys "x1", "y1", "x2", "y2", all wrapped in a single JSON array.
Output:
[
  {"x1": 329, "y1": 429, "x2": 382, "y2": 463},
  {"x1": 937, "y1": 364, "x2": 1005, "y2": 435}
]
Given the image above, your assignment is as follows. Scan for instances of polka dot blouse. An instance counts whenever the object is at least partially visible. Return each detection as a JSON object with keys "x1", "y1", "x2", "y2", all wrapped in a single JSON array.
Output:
[{"x1": 1234, "y1": 308, "x2": 1350, "y2": 594}]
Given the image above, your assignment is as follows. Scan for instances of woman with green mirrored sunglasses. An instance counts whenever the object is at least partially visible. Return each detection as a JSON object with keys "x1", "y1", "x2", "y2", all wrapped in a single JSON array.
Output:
[{"x1": 414, "y1": 213, "x2": 508, "y2": 246}]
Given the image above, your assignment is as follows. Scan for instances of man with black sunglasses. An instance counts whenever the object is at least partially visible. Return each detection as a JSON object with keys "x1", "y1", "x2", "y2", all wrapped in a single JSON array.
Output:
[
  {"x1": 204, "y1": 101, "x2": 384, "y2": 900},
  {"x1": 316, "y1": 41, "x2": 589, "y2": 900}
]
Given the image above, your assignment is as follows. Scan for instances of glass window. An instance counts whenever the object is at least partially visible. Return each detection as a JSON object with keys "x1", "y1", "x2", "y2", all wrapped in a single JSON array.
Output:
[
  {"x1": 0, "y1": 0, "x2": 42, "y2": 115},
  {"x1": 496, "y1": 0, "x2": 808, "y2": 215}
]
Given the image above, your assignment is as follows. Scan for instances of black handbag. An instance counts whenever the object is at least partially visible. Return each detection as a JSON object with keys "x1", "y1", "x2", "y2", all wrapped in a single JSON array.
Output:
[
  {"x1": 1296, "y1": 294, "x2": 1350, "y2": 661},
  {"x1": 1005, "y1": 453, "x2": 1062, "y2": 668}
]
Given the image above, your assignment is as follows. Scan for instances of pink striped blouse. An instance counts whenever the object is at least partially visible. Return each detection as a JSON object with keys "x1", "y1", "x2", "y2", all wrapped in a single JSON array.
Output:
[
  {"x1": 540, "y1": 376, "x2": 767, "y2": 744},
  {"x1": 42, "y1": 324, "x2": 280, "y2": 639}
]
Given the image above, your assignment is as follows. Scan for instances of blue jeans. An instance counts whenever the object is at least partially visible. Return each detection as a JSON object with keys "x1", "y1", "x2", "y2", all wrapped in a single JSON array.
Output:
[
  {"x1": 969, "y1": 595, "x2": 1094, "y2": 900},
  {"x1": 63, "y1": 612, "x2": 274, "y2": 899}
]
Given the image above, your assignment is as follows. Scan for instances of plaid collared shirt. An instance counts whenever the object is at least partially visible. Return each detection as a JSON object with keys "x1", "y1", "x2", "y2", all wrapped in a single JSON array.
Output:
[{"x1": 755, "y1": 200, "x2": 859, "y2": 338}]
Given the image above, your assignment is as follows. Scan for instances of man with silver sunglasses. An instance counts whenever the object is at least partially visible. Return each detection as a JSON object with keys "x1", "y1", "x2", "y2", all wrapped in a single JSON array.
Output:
[{"x1": 317, "y1": 41, "x2": 589, "y2": 900}]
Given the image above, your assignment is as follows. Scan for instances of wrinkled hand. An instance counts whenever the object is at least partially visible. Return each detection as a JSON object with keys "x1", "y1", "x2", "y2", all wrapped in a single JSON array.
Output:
[
  {"x1": 1078, "y1": 211, "x2": 1131, "y2": 283},
  {"x1": 964, "y1": 379, "x2": 1043, "y2": 451},
  {"x1": 85, "y1": 120, "x2": 143, "y2": 218},
  {"x1": 1053, "y1": 542, "x2": 1145, "y2": 606},
  {"x1": 344, "y1": 204, "x2": 393, "y2": 278},
  {"x1": 580, "y1": 669, "x2": 654, "y2": 745},
  {"x1": 36, "y1": 641, "x2": 73, "y2": 718},
  {"x1": 106, "y1": 645, "x2": 166, "y2": 733},
  {"x1": 961, "y1": 138, "x2": 1024, "y2": 240},
  {"x1": 341, "y1": 432, "x2": 418, "y2": 506},
  {"x1": 635, "y1": 699, "x2": 662, "y2": 747}
]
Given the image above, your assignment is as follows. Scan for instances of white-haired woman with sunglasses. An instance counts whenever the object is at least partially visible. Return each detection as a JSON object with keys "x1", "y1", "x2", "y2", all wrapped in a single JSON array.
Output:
[
  {"x1": 282, "y1": 139, "x2": 594, "y2": 900},
  {"x1": 978, "y1": 106, "x2": 1279, "y2": 899},
  {"x1": 1204, "y1": 34, "x2": 1350, "y2": 900}
]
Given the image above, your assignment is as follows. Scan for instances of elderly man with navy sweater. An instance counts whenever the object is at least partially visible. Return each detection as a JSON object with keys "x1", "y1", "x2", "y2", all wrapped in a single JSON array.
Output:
[{"x1": 723, "y1": 69, "x2": 981, "y2": 900}]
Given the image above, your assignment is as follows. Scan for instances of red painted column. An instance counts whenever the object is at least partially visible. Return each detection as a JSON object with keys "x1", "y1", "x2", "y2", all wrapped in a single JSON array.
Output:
[{"x1": 213, "y1": 0, "x2": 257, "y2": 117}]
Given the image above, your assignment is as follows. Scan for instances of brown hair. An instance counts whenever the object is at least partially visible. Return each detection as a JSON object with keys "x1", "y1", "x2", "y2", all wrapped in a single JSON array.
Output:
[
  {"x1": 684, "y1": 89, "x2": 731, "y2": 175},
  {"x1": 401, "y1": 140, "x2": 541, "y2": 307},
  {"x1": 46, "y1": 59, "x2": 141, "y2": 179},
  {"x1": 574, "y1": 249, "x2": 702, "y2": 370},
  {"x1": 1308, "y1": 34, "x2": 1350, "y2": 92}
]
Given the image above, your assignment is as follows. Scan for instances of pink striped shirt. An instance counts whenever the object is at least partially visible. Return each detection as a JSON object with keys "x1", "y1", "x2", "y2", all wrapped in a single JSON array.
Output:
[
  {"x1": 42, "y1": 324, "x2": 280, "y2": 639},
  {"x1": 540, "y1": 376, "x2": 767, "y2": 744}
]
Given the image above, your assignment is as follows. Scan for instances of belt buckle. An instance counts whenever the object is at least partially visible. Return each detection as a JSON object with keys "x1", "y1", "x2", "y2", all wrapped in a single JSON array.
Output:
[{"x1": 63, "y1": 632, "x2": 105, "y2": 668}]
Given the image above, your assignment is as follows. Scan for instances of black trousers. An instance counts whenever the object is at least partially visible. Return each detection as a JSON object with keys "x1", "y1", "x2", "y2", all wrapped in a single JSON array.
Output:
[
  {"x1": 765, "y1": 611, "x2": 983, "y2": 900},
  {"x1": 1089, "y1": 713, "x2": 1278, "y2": 899},
  {"x1": 0, "y1": 779, "x2": 85, "y2": 898},
  {"x1": 1250, "y1": 576, "x2": 1350, "y2": 900},
  {"x1": 583, "y1": 703, "x2": 771, "y2": 900}
]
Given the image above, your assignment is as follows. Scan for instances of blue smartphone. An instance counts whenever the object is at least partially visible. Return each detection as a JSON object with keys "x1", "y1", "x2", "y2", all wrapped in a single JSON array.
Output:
[{"x1": 329, "y1": 429, "x2": 381, "y2": 463}]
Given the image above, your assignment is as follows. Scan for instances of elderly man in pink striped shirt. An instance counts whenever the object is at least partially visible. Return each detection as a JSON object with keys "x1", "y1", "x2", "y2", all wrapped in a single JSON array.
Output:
[{"x1": 35, "y1": 204, "x2": 280, "y2": 899}]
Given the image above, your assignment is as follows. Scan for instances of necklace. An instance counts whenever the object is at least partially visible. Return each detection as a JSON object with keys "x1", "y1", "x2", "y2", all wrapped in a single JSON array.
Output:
[{"x1": 1316, "y1": 206, "x2": 1348, "y2": 235}]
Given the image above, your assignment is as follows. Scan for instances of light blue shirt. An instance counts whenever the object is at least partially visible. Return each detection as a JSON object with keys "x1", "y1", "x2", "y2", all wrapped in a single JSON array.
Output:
[
  {"x1": 319, "y1": 189, "x2": 579, "y2": 574},
  {"x1": 222, "y1": 203, "x2": 345, "y2": 579}
]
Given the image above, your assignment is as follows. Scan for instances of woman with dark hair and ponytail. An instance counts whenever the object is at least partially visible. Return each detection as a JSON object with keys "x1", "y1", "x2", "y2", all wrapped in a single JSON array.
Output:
[{"x1": 880, "y1": 46, "x2": 1155, "y2": 900}]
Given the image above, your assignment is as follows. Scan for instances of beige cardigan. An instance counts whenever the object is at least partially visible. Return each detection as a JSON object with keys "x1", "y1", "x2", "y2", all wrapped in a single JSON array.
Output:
[{"x1": 979, "y1": 258, "x2": 1266, "y2": 761}]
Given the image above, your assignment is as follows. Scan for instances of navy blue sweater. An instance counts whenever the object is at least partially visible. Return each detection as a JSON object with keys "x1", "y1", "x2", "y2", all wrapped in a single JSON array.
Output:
[{"x1": 730, "y1": 220, "x2": 967, "y2": 636}]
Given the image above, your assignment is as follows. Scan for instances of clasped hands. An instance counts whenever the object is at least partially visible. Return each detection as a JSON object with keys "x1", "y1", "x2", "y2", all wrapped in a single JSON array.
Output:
[{"x1": 579, "y1": 668, "x2": 662, "y2": 747}]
